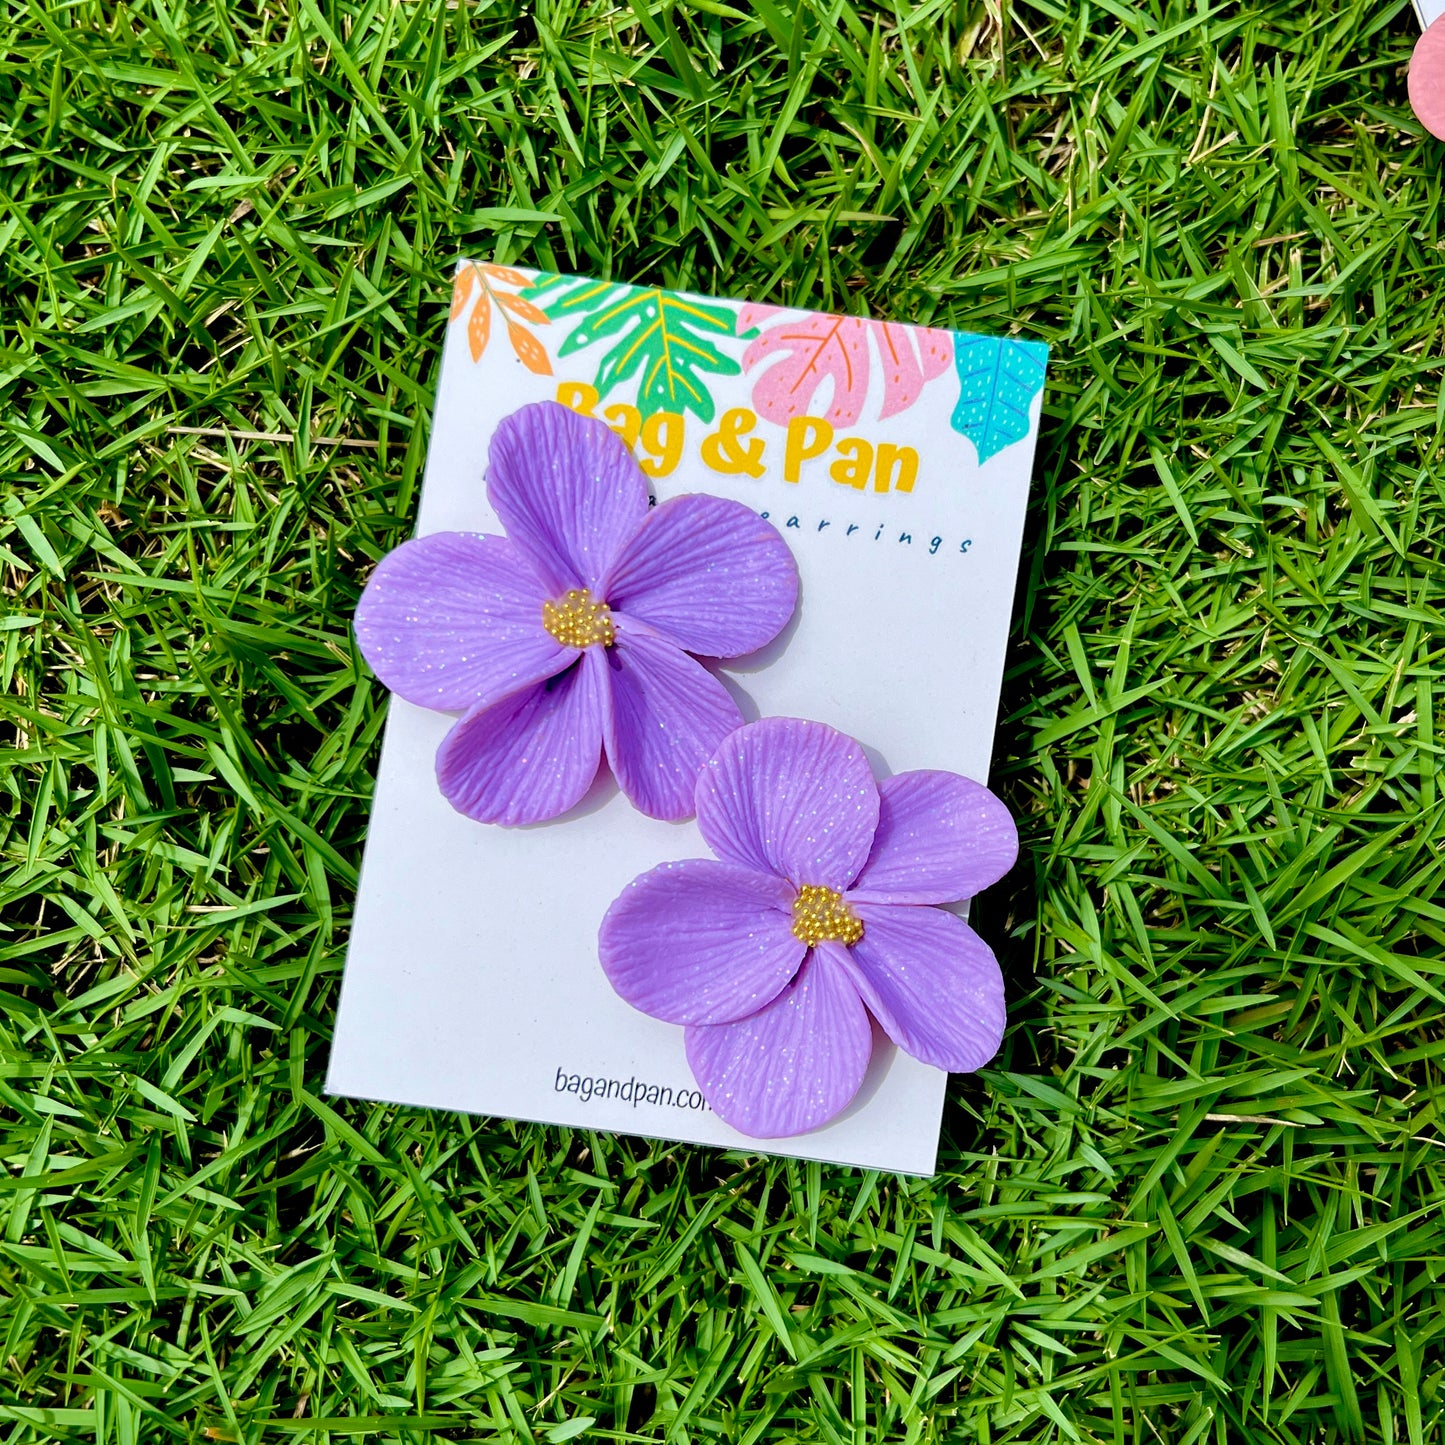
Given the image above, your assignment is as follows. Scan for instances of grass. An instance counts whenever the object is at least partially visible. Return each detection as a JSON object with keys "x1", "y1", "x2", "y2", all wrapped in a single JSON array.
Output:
[{"x1": 2, "y1": 0, "x2": 1444, "y2": 1438}]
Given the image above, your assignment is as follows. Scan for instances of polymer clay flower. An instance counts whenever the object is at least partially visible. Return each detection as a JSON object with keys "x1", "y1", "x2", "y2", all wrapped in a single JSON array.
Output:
[
  {"x1": 599, "y1": 718, "x2": 1017, "y2": 1137},
  {"x1": 355, "y1": 402, "x2": 798, "y2": 824}
]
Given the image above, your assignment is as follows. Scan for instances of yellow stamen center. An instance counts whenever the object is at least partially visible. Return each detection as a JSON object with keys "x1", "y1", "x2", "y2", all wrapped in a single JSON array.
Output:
[
  {"x1": 791, "y1": 884, "x2": 864, "y2": 948},
  {"x1": 542, "y1": 588, "x2": 615, "y2": 648}
]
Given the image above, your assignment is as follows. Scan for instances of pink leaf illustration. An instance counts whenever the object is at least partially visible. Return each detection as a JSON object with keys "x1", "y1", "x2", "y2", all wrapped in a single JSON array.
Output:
[
  {"x1": 873, "y1": 322, "x2": 953, "y2": 419},
  {"x1": 741, "y1": 308, "x2": 956, "y2": 425},
  {"x1": 738, "y1": 302, "x2": 787, "y2": 332},
  {"x1": 919, "y1": 328, "x2": 953, "y2": 381},
  {"x1": 743, "y1": 313, "x2": 872, "y2": 426}
]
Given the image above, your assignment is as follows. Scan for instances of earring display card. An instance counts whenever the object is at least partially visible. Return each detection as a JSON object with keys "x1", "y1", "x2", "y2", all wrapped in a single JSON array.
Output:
[{"x1": 326, "y1": 267, "x2": 1049, "y2": 1174}]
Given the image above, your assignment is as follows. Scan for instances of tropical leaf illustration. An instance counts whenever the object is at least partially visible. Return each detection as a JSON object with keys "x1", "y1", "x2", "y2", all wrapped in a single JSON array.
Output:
[
  {"x1": 524, "y1": 274, "x2": 740, "y2": 422},
  {"x1": 739, "y1": 304, "x2": 954, "y2": 425},
  {"x1": 950, "y1": 334, "x2": 1049, "y2": 463},
  {"x1": 873, "y1": 320, "x2": 953, "y2": 417},
  {"x1": 451, "y1": 262, "x2": 552, "y2": 375}
]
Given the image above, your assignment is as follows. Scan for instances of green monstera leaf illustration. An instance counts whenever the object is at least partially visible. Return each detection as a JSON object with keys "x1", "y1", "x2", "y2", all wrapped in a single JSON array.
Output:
[{"x1": 525, "y1": 273, "x2": 741, "y2": 422}]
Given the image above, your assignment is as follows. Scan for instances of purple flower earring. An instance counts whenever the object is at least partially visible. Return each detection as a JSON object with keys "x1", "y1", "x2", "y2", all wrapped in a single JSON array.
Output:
[
  {"x1": 599, "y1": 718, "x2": 1018, "y2": 1138},
  {"x1": 354, "y1": 402, "x2": 799, "y2": 824}
]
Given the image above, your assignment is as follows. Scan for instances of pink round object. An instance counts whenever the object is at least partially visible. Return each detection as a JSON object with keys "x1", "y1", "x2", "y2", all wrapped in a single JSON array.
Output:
[{"x1": 1410, "y1": 15, "x2": 1445, "y2": 140}]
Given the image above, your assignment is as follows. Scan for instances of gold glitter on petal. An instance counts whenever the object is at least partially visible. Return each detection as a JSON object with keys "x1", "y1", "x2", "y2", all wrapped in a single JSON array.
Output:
[
  {"x1": 791, "y1": 884, "x2": 864, "y2": 947},
  {"x1": 542, "y1": 588, "x2": 615, "y2": 648}
]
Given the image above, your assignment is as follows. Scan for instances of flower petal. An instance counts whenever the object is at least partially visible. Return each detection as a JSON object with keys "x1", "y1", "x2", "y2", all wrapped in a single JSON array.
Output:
[
  {"x1": 685, "y1": 949, "x2": 872, "y2": 1137},
  {"x1": 486, "y1": 401, "x2": 650, "y2": 593},
  {"x1": 843, "y1": 903, "x2": 1005, "y2": 1071},
  {"x1": 355, "y1": 532, "x2": 571, "y2": 711},
  {"x1": 599, "y1": 859, "x2": 803, "y2": 1025},
  {"x1": 602, "y1": 495, "x2": 799, "y2": 657},
  {"x1": 603, "y1": 625, "x2": 743, "y2": 821},
  {"x1": 847, "y1": 771, "x2": 1018, "y2": 905},
  {"x1": 435, "y1": 651, "x2": 606, "y2": 825},
  {"x1": 694, "y1": 717, "x2": 880, "y2": 889}
]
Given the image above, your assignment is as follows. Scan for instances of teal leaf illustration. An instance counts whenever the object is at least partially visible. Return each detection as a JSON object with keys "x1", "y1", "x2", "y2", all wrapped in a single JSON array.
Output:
[
  {"x1": 524, "y1": 273, "x2": 741, "y2": 422},
  {"x1": 950, "y1": 334, "x2": 1049, "y2": 463}
]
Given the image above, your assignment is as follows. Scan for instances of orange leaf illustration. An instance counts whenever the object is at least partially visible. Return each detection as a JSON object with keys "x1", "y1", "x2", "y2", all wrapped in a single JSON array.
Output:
[
  {"x1": 451, "y1": 264, "x2": 476, "y2": 320},
  {"x1": 508, "y1": 320, "x2": 552, "y2": 375},
  {"x1": 468, "y1": 291, "x2": 492, "y2": 361},
  {"x1": 453, "y1": 262, "x2": 553, "y2": 371},
  {"x1": 496, "y1": 291, "x2": 549, "y2": 325}
]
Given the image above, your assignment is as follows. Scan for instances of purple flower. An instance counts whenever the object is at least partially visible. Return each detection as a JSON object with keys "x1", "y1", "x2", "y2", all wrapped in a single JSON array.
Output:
[
  {"x1": 355, "y1": 402, "x2": 799, "y2": 824},
  {"x1": 599, "y1": 718, "x2": 1017, "y2": 1138}
]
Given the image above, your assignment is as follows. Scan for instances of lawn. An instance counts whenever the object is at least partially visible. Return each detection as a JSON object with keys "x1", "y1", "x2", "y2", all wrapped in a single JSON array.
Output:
[{"x1": 3, "y1": 0, "x2": 1444, "y2": 1439}]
